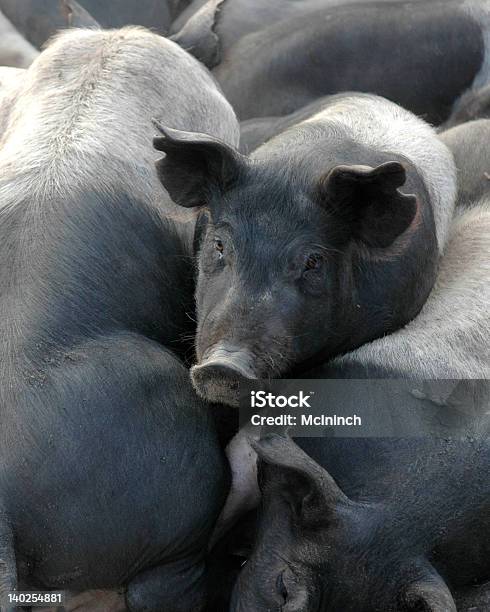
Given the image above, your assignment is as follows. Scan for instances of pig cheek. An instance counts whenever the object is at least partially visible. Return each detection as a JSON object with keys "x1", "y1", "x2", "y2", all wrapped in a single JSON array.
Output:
[
  {"x1": 195, "y1": 261, "x2": 222, "y2": 318},
  {"x1": 287, "y1": 295, "x2": 330, "y2": 359},
  {"x1": 234, "y1": 563, "x2": 272, "y2": 612},
  {"x1": 194, "y1": 281, "x2": 231, "y2": 360}
]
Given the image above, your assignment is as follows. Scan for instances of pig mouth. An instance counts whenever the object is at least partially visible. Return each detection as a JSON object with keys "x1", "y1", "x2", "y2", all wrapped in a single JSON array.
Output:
[{"x1": 191, "y1": 343, "x2": 258, "y2": 406}]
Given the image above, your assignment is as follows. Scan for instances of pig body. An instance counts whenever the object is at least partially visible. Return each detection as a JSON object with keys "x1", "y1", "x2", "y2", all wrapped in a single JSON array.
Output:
[
  {"x1": 0, "y1": 0, "x2": 192, "y2": 49},
  {"x1": 0, "y1": 27, "x2": 238, "y2": 612},
  {"x1": 209, "y1": 0, "x2": 490, "y2": 122},
  {"x1": 172, "y1": 0, "x2": 438, "y2": 68},
  {"x1": 2, "y1": 337, "x2": 229, "y2": 611}
]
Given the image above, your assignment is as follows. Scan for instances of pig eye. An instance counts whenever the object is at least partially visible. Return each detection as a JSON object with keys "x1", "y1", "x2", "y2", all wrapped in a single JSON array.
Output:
[
  {"x1": 214, "y1": 238, "x2": 224, "y2": 257},
  {"x1": 276, "y1": 570, "x2": 289, "y2": 604},
  {"x1": 304, "y1": 252, "x2": 323, "y2": 272}
]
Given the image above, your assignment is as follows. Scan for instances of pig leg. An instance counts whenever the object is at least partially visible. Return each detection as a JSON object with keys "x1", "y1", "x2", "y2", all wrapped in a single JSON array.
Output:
[
  {"x1": 0, "y1": 507, "x2": 17, "y2": 612},
  {"x1": 210, "y1": 423, "x2": 261, "y2": 547}
]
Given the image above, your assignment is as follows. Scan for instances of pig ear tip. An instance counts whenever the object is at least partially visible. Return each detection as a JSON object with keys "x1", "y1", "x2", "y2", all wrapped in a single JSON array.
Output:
[
  {"x1": 151, "y1": 118, "x2": 170, "y2": 136},
  {"x1": 384, "y1": 160, "x2": 406, "y2": 176}
]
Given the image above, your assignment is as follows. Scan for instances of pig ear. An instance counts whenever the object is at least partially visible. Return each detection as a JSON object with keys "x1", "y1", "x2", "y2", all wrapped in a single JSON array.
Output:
[
  {"x1": 153, "y1": 121, "x2": 245, "y2": 208},
  {"x1": 252, "y1": 434, "x2": 350, "y2": 526},
  {"x1": 403, "y1": 566, "x2": 457, "y2": 612},
  {"x1": 169, "y1": 0, "x2": 226, "y2": 69},
  {"x1": 317, "y1": 161, "x2": 418, "y2": 248}
]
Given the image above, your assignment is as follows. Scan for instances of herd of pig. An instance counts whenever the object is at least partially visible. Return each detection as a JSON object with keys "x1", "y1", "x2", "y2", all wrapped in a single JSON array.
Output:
[{"x1": 0, "y1": 1, "x2": 489, "y2": 611}]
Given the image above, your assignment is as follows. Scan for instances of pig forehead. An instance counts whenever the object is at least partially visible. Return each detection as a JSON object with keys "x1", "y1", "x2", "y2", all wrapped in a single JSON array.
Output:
[
  {"x1": 215, "y1": 209, "x2": 326, "y2": 245},
  {"x1": 217, "y1": 186, "x2": 322, "y2": 228}
]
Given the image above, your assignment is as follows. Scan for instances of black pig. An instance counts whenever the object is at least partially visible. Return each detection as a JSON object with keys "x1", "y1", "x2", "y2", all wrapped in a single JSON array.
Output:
[
  {"x1": 232, "y1": 427, "x2": 490, "y2": 612},
  {"x1": 154, "y1": 93, "x2": 456, "y2": 405}
]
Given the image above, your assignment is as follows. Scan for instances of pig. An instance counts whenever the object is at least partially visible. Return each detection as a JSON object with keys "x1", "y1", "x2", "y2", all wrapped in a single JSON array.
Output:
[
  {"x1": 0, "y1": 26, "x2": 238, "y2": 612},
  {"x1": 232, "y1": 422, "x2": 490, "y2": 612},
  {"x1": 153, "y1": 93, "x2": 456, "y2": 406},
  {"x1": 193, "y1": 0, "x2": 490, "y2": 122},
  {"x1": 1, "y1": 344, "x2": 229, "y2": 612},
  {"x1": 0, "y1": 9, "x2": 38, "y2": 68}
]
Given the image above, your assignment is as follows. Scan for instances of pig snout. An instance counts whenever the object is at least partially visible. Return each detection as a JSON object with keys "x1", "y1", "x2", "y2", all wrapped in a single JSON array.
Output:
[{"x1": 191, "y1": 343, "x2": 257, "y2": 406}]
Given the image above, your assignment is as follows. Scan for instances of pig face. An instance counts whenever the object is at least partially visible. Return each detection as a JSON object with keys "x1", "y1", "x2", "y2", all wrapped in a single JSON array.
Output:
[
  {"x1": 154, "y1": 125, "x2": 418, "y2": 405},
  {"x1": 231, "y1": 435, "x2": 457, "y2": 612},
  {"x1": 191, "y1": 172, "x2": 354, "y2": 403}
]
